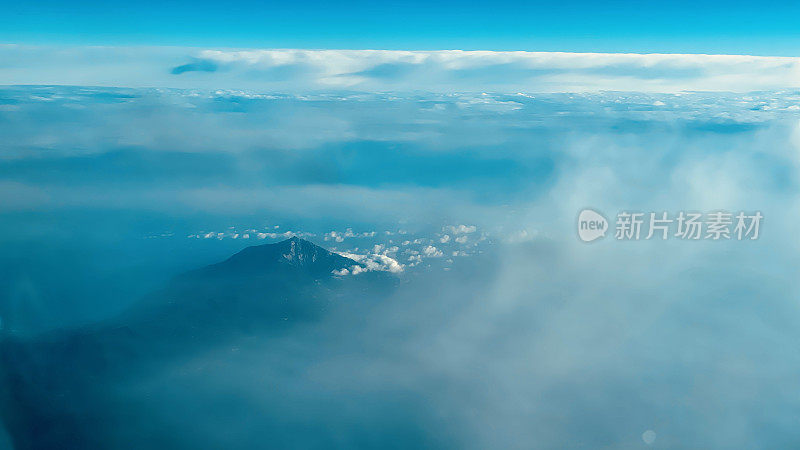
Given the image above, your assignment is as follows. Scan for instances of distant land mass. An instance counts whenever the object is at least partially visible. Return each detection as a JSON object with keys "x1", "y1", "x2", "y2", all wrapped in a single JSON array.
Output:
[{"x1": 0, "y1": 237, "x2": 395, "y2": 449}]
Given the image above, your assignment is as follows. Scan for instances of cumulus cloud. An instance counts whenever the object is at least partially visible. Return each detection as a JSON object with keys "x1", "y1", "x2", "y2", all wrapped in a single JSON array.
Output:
[
  {"x1": 446, "y1": 225, "x2": 477, "y2": 234},
  {"x1": 337, "y1": 251, "x2": 405, "y2": 273},
  {"x1": 422, "y1": 245, "x2": 444, "y2": 258},
  {"x1": 502, "y1": 229, "x2": 536, "y2": 243},
  {"x1": 191, "y1": 229, "x2": 306, "y2": 240}
]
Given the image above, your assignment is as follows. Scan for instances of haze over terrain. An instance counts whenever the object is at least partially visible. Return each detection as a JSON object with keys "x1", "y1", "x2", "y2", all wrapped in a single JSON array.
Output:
[{"x1": 0, "y1": 79, "x2": 799, "y2": 448}]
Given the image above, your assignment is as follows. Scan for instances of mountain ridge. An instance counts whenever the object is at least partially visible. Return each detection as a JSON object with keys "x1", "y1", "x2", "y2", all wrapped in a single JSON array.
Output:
[{"x1": 194, "y1": 236, "x2": 364, "y2": 279}]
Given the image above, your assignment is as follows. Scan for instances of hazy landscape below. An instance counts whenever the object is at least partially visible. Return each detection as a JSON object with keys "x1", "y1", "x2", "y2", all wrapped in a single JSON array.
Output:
[{"x1": 1, "y1": 86, "x2": 800, "y2": 448}]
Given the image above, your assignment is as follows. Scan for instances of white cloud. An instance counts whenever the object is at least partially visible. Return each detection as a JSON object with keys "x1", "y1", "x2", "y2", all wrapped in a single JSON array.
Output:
[
  {"x1": 423, "y1": 245, "x2": 444, "y2": 258},
  {"x1": 503, "y1": 229, "x2": 537, "y2": 243},
  {"x1": 337, "y1": 251, "x2": 405, "y2": 273},
  {"x1": 447, "y1": 224, "x2": 477, "y2": 234},
  {"x1": 3, "y1": 46, "x2": 800, "y2": 93},
  {"x1": 325, "y1": 231, "x2": 345, "y2": 242}
]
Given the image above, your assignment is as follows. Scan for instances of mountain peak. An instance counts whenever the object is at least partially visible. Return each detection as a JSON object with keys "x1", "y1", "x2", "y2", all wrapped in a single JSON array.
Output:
[
  {"x1": 274, "y1": 236, "x2": 325, "y2": 264},
  {"x1": 201, "y1": 237, "x2": 361, "y2": 278}
]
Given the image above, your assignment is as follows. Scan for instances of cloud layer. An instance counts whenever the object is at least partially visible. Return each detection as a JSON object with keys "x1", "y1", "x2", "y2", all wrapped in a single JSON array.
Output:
[
  {"x1": 2, "y1": 83, "x2": 800, "y2": 446},
  {"x1": 2, "y1": 45, "x2": 800, "y2": 92}
]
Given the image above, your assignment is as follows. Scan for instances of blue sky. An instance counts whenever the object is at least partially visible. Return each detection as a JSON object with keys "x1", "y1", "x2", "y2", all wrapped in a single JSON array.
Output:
[{"x1": 2, "y1": 0, "x2": 800, "y2": 55}]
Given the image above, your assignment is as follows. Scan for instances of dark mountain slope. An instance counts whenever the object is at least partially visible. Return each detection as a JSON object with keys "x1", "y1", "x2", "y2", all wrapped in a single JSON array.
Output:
[
  {"x1": 0, "y1": 237, "x2": 393, "y2": 450},
  {"x1": 191, "y1": 236, "x2": 361, "y2": 278}
]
